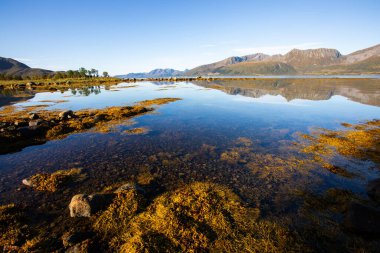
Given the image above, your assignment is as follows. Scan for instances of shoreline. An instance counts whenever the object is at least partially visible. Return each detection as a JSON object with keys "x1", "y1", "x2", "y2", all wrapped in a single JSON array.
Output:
[{"x1": 1, "y1": 76, "x2": 379, "y2": 92}]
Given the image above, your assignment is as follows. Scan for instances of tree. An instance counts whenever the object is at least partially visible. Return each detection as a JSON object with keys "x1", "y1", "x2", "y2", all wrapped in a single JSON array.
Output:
[
  {"x1": 78, "y1": 67, "x2": 87, "y2": 78},
  {"x1": 103, "y1": 71, "x2": 109, "y2": 77},
  {"x1": 67, "y1": 70, "x2": 74, "y2": 78},
  {"x1": 54, "y1": 72, "x2": 63, "y2": 79},
  {"x1": 90, "y1": 68, "x2": 97, "y2": 78}
]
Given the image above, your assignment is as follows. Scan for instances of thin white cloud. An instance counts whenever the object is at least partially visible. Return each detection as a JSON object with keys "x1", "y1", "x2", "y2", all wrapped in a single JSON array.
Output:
[{"x1": 233, "y1": 42, "x2": 323, "y2": 55}]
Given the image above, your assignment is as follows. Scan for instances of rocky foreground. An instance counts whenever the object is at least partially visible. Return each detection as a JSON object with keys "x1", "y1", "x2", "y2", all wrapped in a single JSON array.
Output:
[{"x1": 0, "y1": 120, "x2": 379, "y2": 252}]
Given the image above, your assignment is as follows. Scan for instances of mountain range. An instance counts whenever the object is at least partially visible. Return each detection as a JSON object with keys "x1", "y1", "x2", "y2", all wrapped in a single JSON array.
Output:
[
  {"x1": 0, "y1": 57, "x2": 52, "y2": 78},
  {"x1": 1, "y1": 44, "x2": 380, "y2": 79},
  {"x1": 186, "y1": 44, "x2": 380, "y2": 76},
  {"x1": 115, "y1": 68, "x2": 186, "y2": 78},
  {"x1": 119, "y1": 44, "x2": 380, "y2": 77}
]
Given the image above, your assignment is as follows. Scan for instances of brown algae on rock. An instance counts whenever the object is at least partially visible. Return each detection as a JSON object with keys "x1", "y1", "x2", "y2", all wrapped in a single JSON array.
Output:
[
  {"x1": 0, "y1": 204, "x2": 28, "y2": 247},
  {"x1": 22, "y1": 168, "x2": 85, "y2": 192},
  {"x1": 93, "y1": 182, "x2": 304, "y2": 252},
  {"x1": 93, "y1": 187, "x2": 145, "y2": 245},
  {"x1": 0, "y1": 204, "x2": 45, "y2": 251},
  {"x1": 137, "y1": 97, "x2": 181, "y2": 107}
]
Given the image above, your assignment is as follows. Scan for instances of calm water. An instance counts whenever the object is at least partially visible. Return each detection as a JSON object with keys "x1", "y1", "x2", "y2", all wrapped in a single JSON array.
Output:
[{"x1": 0, "y1": 79, "x2": 380, "y2": 210}]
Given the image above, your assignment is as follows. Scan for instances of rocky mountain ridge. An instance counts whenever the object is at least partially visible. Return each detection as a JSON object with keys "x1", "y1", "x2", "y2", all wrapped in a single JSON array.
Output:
[{"x1": 185, "y1": 44, "x2": 380, "y2": 76}]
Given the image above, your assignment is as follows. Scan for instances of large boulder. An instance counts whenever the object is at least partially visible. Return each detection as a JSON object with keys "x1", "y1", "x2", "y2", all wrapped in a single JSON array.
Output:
[
  {"x1": 343, "y1": 202, "x2": 380, "y2": 235},
  {"x1": 69, "y1": 193, "x2": 114, "y2": 217},
  {"x1": 367, "y1": 178, "x2": 380, "y2": 203}
]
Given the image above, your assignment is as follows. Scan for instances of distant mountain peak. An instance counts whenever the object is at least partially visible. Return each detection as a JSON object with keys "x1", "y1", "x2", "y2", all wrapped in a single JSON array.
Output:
[
  {"x1": 116, "y1": 68, "x2": 185, "y2": 78},
  {"x1": 286, "y1": 48, "x2": 342, "y2": 58}
]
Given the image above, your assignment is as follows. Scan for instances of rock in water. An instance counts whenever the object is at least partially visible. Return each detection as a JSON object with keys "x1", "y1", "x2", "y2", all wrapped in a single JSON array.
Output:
[
  {"x1": 343, "y1": 202, "x2": 380, "y2": 235},
  {"x1": 114, "y1": 182, "x2": 143, "y2": 193},
  {"x1": 69, "y1": 193, "x2": 114, "y2": 217},
  {"x1": 28, "y1": 119, "x2": 43, "y2": 127},
  {"x1": 22, "y1": 178, "x2": 34, "y2": 187},
  {"x1": 29, "y1": 113, "x2": 39, "y2": 120},
  {"x1": 59, "y1": 110, "x2": 74, "y2": 119}
]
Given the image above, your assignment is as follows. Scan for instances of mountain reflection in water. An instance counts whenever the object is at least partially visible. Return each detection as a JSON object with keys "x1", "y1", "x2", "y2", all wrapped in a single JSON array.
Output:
[{"x1": 193, "y1": 78, "x2": 380, "y2": 107}]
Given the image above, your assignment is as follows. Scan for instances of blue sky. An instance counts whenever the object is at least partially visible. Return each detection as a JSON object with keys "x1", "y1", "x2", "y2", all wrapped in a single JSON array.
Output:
[{"x1": 1, "y1": 0, "x2": 379, "y2": 75}]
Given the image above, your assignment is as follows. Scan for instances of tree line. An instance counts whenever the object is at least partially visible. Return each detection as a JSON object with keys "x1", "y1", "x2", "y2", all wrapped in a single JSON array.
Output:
[
  {"x1": 0, "y1": 67, "x2": 109, "y2": 80},
  {"x1": 53, "y1": 68, "x2": 109, "y2": 79}
]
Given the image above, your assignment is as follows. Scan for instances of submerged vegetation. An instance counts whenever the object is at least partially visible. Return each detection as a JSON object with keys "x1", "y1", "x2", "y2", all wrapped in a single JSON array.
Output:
[
  {"x1": 1, "y1": 121, "x2": 380, "y2": 251},
  {"x1": 300, "y1": 120, "x2": 380, "y2": 166},
  {"x1": 123, "y1": 127, "x2": 150, "y2": 135}
]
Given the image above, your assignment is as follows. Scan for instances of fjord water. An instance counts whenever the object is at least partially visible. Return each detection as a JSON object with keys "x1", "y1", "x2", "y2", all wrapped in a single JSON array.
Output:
[{"x1": 0, "y1": 79, "x2": 380, "y2": 206}]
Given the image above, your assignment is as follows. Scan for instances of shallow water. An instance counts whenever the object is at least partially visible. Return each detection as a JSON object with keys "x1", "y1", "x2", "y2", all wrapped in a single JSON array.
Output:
[
  {"x1": 1, "y1": 79, "x2": 380, "y2": 250},
  {"x1": 0, "y1": 79, "x2": 379, "y2": 209}
]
